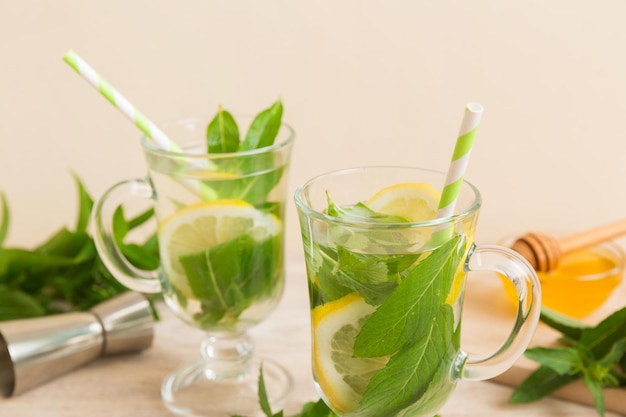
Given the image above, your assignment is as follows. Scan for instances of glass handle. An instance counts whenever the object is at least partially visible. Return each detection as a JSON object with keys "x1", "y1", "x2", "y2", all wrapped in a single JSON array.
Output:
[
  {"x1": 91, "y1": 178, "x2": 162, "y2": 294},
  {"x1": 460, "y1": 244, "x2": 542, "y2": 380}
]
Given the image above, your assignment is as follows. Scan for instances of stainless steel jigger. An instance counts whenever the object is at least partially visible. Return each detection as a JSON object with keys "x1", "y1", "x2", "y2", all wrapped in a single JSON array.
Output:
[{"x1": 0, "y1": 291, "x2": 154, "y2": 396}]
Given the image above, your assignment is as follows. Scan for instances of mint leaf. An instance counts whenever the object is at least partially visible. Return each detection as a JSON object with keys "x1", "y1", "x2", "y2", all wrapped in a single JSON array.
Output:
[
  {"x1": 307, "y1": 244, "x2": 353, "y2": 303},
  {"x1": 524, "y1": 346, "x2": 582, "y2": 375},
  {"x1": 72, "y1": 174, "x2": 93, "y2": 233},
  {"x1": 358, "y1": 304, "x2": 455, "y2": 416},
  {"x1": 583, "y1": 372, "x2": 606, "y2": 417},
  {"x1": 207, "y1": 107, "x2": 240, "y2": 153},
  {"x1": 353, "y1": 235, "x2": 465, "y2": 357},
  {"x1": 298, "y1": 399, "x2": 338, "y2": 417},
  {"x1": 326, "y1": 193, "x2": 407, "y2": 223},
  {"x1": 309, "y1": 243, "x2": 421, "y2": 306},
  {"x1": 0, "y1": 192, "x2": 8, "y2": 246},
  {"x1": 332, "y1": 246, "x2": 397, "y2": 305},
  {"x1": 239, "y1": 99, "x2": 283, "y2": 151},
  {"x1": 324, "y1": 192, "x2": 413, "y2": 252},
  {"x1": 0, "y1": 286, "x2": 45, "y2": 320},
  {"x1": 0, "y1": 176, "x2": 156, "y2": 320},
  {"x1": 257, "y1": 366, "x2": 274, "y2": 417},
  {"x1": 512, "y1": 306, "x2": 626, "y2": 415},
  {"x1": 598, "y1": 338, "x2": 626, "y2": 369},
  {"x1": 179, "y1": 234, "x2": 280, "y2": 325},
  {"x1": 540, "y1": 307, "x2": 589, "y2": 341},
  {"x1": 580, "y1": 307, "x2": 626, "y2": 358},
  {"x1": 510, "y1": 365, "x2": 578, "y2": 403}
]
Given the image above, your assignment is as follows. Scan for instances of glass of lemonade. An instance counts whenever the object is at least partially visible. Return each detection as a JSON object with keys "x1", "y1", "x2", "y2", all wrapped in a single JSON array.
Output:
[
  {"x1": 92, "y1": 116, "x2": 294, "y2": 417},
  {"x1": 294, "y1": 166, "x2": 542, "y2": 417}
]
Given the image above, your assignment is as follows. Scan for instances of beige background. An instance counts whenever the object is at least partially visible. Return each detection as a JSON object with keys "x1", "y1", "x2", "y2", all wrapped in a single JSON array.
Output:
[
  {"x1": 2, "y1": 0, "x2": 626, "y2": 254},
  {"x1": 2, "y1": 3, "x2": 626, "y2": 416}
]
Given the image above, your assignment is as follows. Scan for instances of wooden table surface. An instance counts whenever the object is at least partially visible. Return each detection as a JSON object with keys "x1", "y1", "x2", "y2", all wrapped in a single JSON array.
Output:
[{"x1": 0, "y1": 252, "x2": 623, "y2": 417}]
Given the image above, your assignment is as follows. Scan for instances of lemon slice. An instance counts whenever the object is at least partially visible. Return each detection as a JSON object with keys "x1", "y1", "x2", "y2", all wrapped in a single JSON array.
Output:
[
  {"x1": 312, "y1": 293, "x2": 388, "y2": 413},
  {"x1": 158, "y1": 199, "x2": 281, "y2": 297},
  {"x1": 366, "y1": 182, "x2": 441, "y2": 222}
]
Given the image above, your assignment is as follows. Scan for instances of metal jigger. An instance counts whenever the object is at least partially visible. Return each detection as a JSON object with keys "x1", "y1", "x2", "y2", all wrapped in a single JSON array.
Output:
[{"x1": 0, "y1": 291, "x2": 154, "y2": 397}]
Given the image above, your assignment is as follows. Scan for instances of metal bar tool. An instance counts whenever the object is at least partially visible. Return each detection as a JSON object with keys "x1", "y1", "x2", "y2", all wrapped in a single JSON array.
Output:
[{"x1": 0, "y1": 291, "x2": 154, "y2": 396}]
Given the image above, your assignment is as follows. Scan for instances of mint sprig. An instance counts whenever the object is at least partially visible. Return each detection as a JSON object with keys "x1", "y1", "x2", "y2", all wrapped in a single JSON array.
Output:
[
  {"x1": 206, "y1": 98, "x2": 283, "y2": 154},
  {"x1": 0, "y1": 176, "x2": 159, "y2": 320},
  {"x1": 203, "y1": 98, "x2": 286, "y2": 209},
  {"x1": 242, "y1": 366, "x2": 443, "y2": 417},
  {"x1": 510, "y1": 306, "x2": 626, "y2": 416}
]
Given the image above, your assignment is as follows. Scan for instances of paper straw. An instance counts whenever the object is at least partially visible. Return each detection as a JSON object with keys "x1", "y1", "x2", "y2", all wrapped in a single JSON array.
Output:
[
  {"x1": 63, "y1": 50, "x2": 217, "y2": 199},
  {"x1": 436, "y1": 102, "x2": 484, "y2": 218},
  {"x1": 63, "y1": 50, "x2": 182, "y2": 153}
]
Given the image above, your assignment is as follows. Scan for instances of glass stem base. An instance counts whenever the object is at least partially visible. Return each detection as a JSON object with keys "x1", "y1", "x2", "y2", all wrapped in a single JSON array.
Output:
[{"x1": 161, "y1": 333, "x2": 292, "y2": 417}]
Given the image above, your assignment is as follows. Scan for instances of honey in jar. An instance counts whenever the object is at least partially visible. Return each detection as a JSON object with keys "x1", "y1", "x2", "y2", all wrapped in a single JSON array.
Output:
[{"x1": 503, "y1": 241, "x2": 624, "y2": 318}]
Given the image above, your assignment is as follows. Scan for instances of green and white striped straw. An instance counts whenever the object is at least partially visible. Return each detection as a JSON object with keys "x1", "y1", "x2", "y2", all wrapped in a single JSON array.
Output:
[
  {"x1": 63, "y1": 50, "x2": 216, "y2": 199},
  {"x1": 436, "y1": 102, "x2": 483, "y2": 219},
  {"x1": 63, "y1": 50, "x2": 182, "y2": 153}
]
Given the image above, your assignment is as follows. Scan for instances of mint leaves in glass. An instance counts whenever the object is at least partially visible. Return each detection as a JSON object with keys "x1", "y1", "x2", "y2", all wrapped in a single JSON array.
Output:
[
  {"x1": 92, "y1": 100, "x2": 294, "y2": 417},
  {"x1": 294, "y1": 166, "x2": 542, "y2": 417}
]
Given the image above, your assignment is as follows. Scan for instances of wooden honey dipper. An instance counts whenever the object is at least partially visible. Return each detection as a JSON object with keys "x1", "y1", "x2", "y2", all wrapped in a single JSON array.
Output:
[{"x1": 511, "y1": 218, "x2": 626, "y2": 272}]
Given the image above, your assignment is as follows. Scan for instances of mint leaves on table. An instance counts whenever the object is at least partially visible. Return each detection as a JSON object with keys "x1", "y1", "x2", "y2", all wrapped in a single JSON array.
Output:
[
  {"x1": 241, "y1": 365, "x2": 444, "y2": 417},
  {"x1": 510, "y1": 306, "x2": 626, "y2": 416},
  {"x1": 231, "y1": 365, "x2": 338, "y2": 417},
  {"x1": 0, "y1": 176, "x2": 159, "y2": 321}
]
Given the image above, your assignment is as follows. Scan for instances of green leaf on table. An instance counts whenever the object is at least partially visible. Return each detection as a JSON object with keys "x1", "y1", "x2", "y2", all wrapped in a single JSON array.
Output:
[
  {"x1": 0, "y1": 286, "x2": 45, "y2": 320},
  {"x1": 239, "y1": 99, "x2": 283, "y2": 151},
  {"x1": 540, "y1": 307, "x2": 589, "y2": 341},
  {"x1": 298, "y1": 399, "x2": 338, "y2": 417},
  {"x1": 597, "y1": 337, "x2": 626, "y2": 369},
  {"x1": 524, "y1": 346, "x2": 582, "y2": 375},
  {"x1": 512, "y1": 307, "x2": 626, "y2": 415},
  {"x1": 358, "y1": 304, "x2": 455, "y2": 416},
  {"x1": 580, "y1": 306, "x2": 626, "y2": 358},
  {"x1": 0, "y1": 192, "x2": 8, "y2": 246},
  {"x1": 510, "y1": 365, "x2": 579, "y2": 403},
  {"x1": 206, "y1": 107, "x2": 240, "y2": 153},
  {"x1": 0, "y1": 175, "x2": 158, "y2": 321},
  {"x1": 583, "y1": 372, "x2": 606, "y2": 417},
  {"x1": 257, "y1": 366, "x2": 278, "y2": 417},
  {"x1": 72, "y1": 174, "x2": 93, "y2": 233},
  {"x1": 353, "y1": 235, "x2": 465, "y2": 357}
]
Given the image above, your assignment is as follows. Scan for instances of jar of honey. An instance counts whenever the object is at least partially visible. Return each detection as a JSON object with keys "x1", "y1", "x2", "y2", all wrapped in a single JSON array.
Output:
[{"x1": 502, "y1": 239, "x2": 624, "y2": 318}]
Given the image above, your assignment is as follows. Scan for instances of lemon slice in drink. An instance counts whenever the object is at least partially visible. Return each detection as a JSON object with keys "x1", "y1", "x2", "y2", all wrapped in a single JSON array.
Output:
[
  {"x1": 312, "y1": 293, "x2": 388, "y2": 413},
  {"x1": 158, "y1": 199, "x2": 281, "y2": 297},
  {"x1": 366, "y1": 182, "x2": 440, "y2": 222},
  {"x1": 368, "y1": 183, "x2": 466, "y2": 304},
  {"x1": 366, "y1": 182, "x2": 441, "y2": 248}
]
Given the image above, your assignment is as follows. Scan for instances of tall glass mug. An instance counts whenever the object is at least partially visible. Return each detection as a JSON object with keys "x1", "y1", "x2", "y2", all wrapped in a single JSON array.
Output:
[
  {"x1": 294, "y1": 166, "x2": 541, "y2": 417},
  {"x1": 92, "y1": 116, "x2": 294, "y2": 417}
]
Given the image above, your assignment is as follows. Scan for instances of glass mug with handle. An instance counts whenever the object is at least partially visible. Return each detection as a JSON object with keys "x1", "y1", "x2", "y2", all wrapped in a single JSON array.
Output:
[
  {"x1": 92, "y1": 115, "x2": 294, "y2": 417},
  {"x1": 294, "y1": 166, "x2": 541, "y2": 417}
]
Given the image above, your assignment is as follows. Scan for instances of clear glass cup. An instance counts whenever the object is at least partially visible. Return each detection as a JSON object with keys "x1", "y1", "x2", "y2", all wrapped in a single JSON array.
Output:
[
  {"x1": 294, "y1": 166, "x2": 542, "y2": 417},
  {"x1": 92, "y1": 116, "x2": 294, "y2": 416}
]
